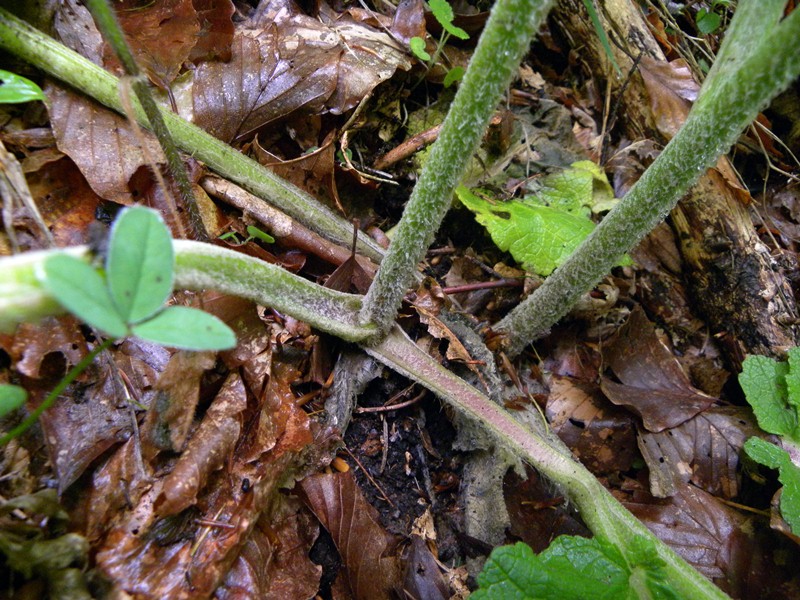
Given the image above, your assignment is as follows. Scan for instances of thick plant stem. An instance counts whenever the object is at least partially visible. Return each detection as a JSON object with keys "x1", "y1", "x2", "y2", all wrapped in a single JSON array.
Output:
[
  {"x1": 83, "y1": 0, "x2": 206, "y2": 240},
  {"x1": 367, "y1": 327, "x2": 729, "y2": 600},
  {"x1": 0, "y1": 8, "x2": 385, "y2": 262},
  {"x1": 359, "y1": 0, "x2": 555, "y2": 336},
  {"x1": 0, "y1": 243, "x2": 375, "y2": 342},
  {"x1": 495, "y1": 1, "x2": 800, "y2": 357}
]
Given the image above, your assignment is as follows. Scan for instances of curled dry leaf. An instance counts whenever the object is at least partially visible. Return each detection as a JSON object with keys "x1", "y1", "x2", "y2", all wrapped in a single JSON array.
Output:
[
  {"x1": 298, "y1": 471, "x2": 402, "y2": 600},
  {"x1": 600, "y1": 306, "x2": 716, "y2": 432},
  {"x1": 639, "y1": 56, "x2": 700, "y2": 141}
]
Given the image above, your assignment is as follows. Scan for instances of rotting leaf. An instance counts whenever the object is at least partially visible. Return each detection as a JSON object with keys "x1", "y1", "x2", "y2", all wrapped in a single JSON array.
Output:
[
  {"x1": 639, "y1": 56, "x2": 700, "y2": 141},
  {"x1": 298, "y1": 471, "x2": 402, "y2": 600},
  {"x1": 155, "y1": 372, "x2": 246, "y2": 517},
  {"x1": 600, "y1": 307, "x2": 716, "y2": 432}
]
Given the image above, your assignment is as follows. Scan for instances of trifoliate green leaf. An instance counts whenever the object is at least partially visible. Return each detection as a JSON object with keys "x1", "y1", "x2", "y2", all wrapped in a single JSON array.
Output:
[
  {"x1": 740, "y1": 355, "x2": 797, "y2": 438},
  {"x1": 744, "y1": 437, "x2": 800, "y2": 534},
  {"x1": 131, "y1": 306, "x2": 236, "y2": 350},
  {"x1": 107, "y1": 206, "x2": 174, "y2": 324},
  {"x1": 42, "y1": 254, "x2": 128, "y2": 338}
]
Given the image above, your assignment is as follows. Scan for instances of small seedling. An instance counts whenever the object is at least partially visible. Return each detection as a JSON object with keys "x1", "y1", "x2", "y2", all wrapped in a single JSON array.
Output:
[
  {"x1": 739, "y1": 348, "x2": 800, "y2": 534},
  {"x1": 0, "y1": 69, "x2": 44, "y2": 103},
  {"x1": 0, "y1": 384, "x2": 26, "y2": 419},
  {"x1": 410, "y1": 0, "x2": 469, "y2": 85},
  {"x1": 219, "y1": 225, "x2": 275, "y2": 246},
  {"x1": 41, "y1": 206, "x2": 236, "y2": 350}
]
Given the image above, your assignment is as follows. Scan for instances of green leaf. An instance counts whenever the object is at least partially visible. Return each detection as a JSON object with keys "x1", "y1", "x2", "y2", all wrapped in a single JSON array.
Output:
[
  {"x1": 428, "y1": 0, "x2": 469, "y2": 40},
  {"x1": 131, "y1": 306, "x2": 236, "y2": 350},
  {"x1": 42, "y1": 254, "x2": 128, "y2": 338},
  {"x1": 245, "y1": 225, "x2": 275, "y2": 244},
  {"x1": 785, "y1": 347, "x2": 800, "y2": 412},
  {"x1": 443, "y1": 66, "x2": 465, "y2": 88},
  {"x1": 740, "y1": 355, "x2": 797, "y2": 437},
  {"x1": 696, "y1": 9, "x2": 722, "y2": 34},
  {"x1": 473, "y1": 538, "x2": 679, "y2": 600},
  {"x1": 0, "y1": 69, "x2": 45, "y2": 104},
  {"x1": 0, "y1": 384, "x2": 26, "y2": 418},
  {"x1": 457, "y1": 164, "x2": 629, "y2": 276},
  {"x1": 410, "y1": 36, "x2": 431, "y2": 61},
  {"x1": 106, "y1": 206, "x2": 174, "y2": 324},
  {"x1": 744, "y1": 437, "x2": 800, "y2": 534}
]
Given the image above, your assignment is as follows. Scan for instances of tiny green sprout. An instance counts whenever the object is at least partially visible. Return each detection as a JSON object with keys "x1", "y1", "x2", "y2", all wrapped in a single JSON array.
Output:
[
  {"x1": 696, "y1": 8, "x2": 722, "y2": 34},
  {"x1": 410, "y1": 37, "x2": 431, "y2": 62},
  {"x1": 428, "y1": 0, "x2": 469, "y2": 40},
  {"x1": 411, "y1": 0, "x2": 469, "y2": 85},
  {"x1": 0, "y1": 69, "x2": 45, "y2": 104},
  {"x1": 245, "y1": 225, "x2": 275, "y2": 244},
  {"x1": 40, "y1": 206, "x2": 236, "y2": 351},
  {"x1": 218, "y1": 231, "x2": 243, "y2": 244},
  {"x1": 443, "y1": 66, "x2": 464, "y2": 88}
]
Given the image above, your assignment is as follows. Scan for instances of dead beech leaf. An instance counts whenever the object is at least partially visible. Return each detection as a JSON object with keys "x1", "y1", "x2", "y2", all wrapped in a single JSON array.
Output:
[
  {"x1": 155, "y1": 372, "x2": 247, "y2": 517},
  {"x1": 112, "y1": 0, "x2": 200, "y2": 85},
  {"x1": 190, "y1": 0, "x2": 411, "y2": 143},
  {"x1": 190, "y1": 0, "x2": 236, "y2": 62},
  {"x1": 391, "y1": 0, "x2": 427, "y2": 44},
  {"x1": 639, "y1": 56, "x2": 700, "y2": 140},
  {"x1": 216, "y1": 496, "x2": 321, "y2": 600},
  {"x1": 546, "y1": 376, "x2": 638, "y2": 475},
  {"x1": 600, "y1": 306, "x2": 716, "y2": 432},
  {"x1": 637, "y1": 406, "x2": 760, "y2": 499},
  {"x1": 298, "y1": 471, "x2": 401, "y2": 600}
]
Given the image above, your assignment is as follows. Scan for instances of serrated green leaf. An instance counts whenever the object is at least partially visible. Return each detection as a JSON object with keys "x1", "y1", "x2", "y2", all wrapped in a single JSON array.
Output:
[
  {"x1": 785, "y1": 347, "x2": 800, "y2": 412},
  {"x1": 131, "y1": 306, "x2": 236, "y2": 350},
  {"x1": 0, "y1": 384, "x2": 26, "y2": 418},
  {"x1": 532, "y1": 161, "x2": 617, "y2": 215},
  {"x1": 745, "y1": 437, "x2": 800, "y2": 534},
  {"x1": 740, "y1": 355, "x2": 797, "y2": 437},
  {"x1": 473, "y1": 537, "x2": 679, "y2": 600},
  {"x1": 410, "y1": 36, "x2": 431, "y2": 61},
  {"x1": 429, "y1": 0, "x2": 469, "y2": 39},
  {"x1": 42, "y1": 254, "x2": 128, "y2": 338},
  {"x1": 0, "y1": 69, "x2": 45, "y2": 104},
  {"x1": 107, "y1": 206, "x2": 174, "y2": 324}
]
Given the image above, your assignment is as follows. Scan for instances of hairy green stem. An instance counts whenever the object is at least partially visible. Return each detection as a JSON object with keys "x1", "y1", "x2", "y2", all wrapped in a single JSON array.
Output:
[
  {"x1": 0, "y1": 7, "x2": 384, "y2": 262},
  {"x1": 360, "y1": 0, "x2": 556, "y2": 336},
  {"x1": 495, "y1": 0, "x2": 800, "y2": 357},
  {"x1": 367, "y1": 327, "x2": 728, "y2": 599},
  {"x1": 83, "y1": 0, "x2": 206, "y2": 240},
  {"x1": 0, "y1": 337, "x2": 114, "y2": 445},
  {"x1": 0, "y1": 243, "x2": 375, "y2": 342}
]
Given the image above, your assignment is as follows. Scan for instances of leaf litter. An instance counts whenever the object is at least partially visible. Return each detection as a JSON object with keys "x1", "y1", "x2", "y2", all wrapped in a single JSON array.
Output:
[{"x1": 2, "y1": 0, "x2": 800, "y2": 597}]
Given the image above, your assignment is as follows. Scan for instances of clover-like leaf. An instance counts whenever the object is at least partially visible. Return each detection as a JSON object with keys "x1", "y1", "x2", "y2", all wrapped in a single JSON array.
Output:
[
  {"x1": 131, "y1": 306, "x2": 236, "y2": 350},
  {"x1": 42, "y1": 254, "x2": 128, "y2": 338},
  {"x1": 107, "y1": 206, "x2": 174, "y2": 324}
]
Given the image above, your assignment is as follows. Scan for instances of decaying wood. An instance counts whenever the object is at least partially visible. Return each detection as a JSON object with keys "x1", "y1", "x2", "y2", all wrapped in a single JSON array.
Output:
[{"x1": 553, "y1": 0, "x2": 800, "y2": 366}]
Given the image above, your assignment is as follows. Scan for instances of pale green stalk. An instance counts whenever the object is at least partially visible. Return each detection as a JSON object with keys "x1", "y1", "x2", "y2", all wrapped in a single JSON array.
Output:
[
  {"x1": 0, "y1": 243, "x2": 375, "y2": 342},
  {"x1": 0, "y1": 8, "x2": 384, "y2": 262},
  {"x1": 368, "y1": 327, "x2": 728, "y2": 599},
  {"x1": 360, "y1": 0, "x2": 556, "y2": 336},
  {"x1": 495, "y1": 0, "x2": 800, "y2": 357}
]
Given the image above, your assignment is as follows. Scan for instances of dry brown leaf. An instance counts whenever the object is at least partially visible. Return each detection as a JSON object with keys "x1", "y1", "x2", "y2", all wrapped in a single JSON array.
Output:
[
  {"x1": 298, "y1": 471, "x2": 401, "y2": 600},
  {"x1": 638, "y1": 406, "x2": 761, "y2": 499},
  {"x1": 190, "y1": 0, "x2": 412, "y2": 143},
  {"x1": 600, "y1": 306, "x2": 716, "y2": 431},
  {"x1": 639, "y1": 56, "x2": 700, "y2": 141},
  {"x1": 546, "y1": 376, "x2": 638, "y2": 474},
  {"x1": 216, "y1": 495, "x2": 321, "y2": 599},
  {"x1": 155, "y1": 373, "x2": 247, "y2": 517}
]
